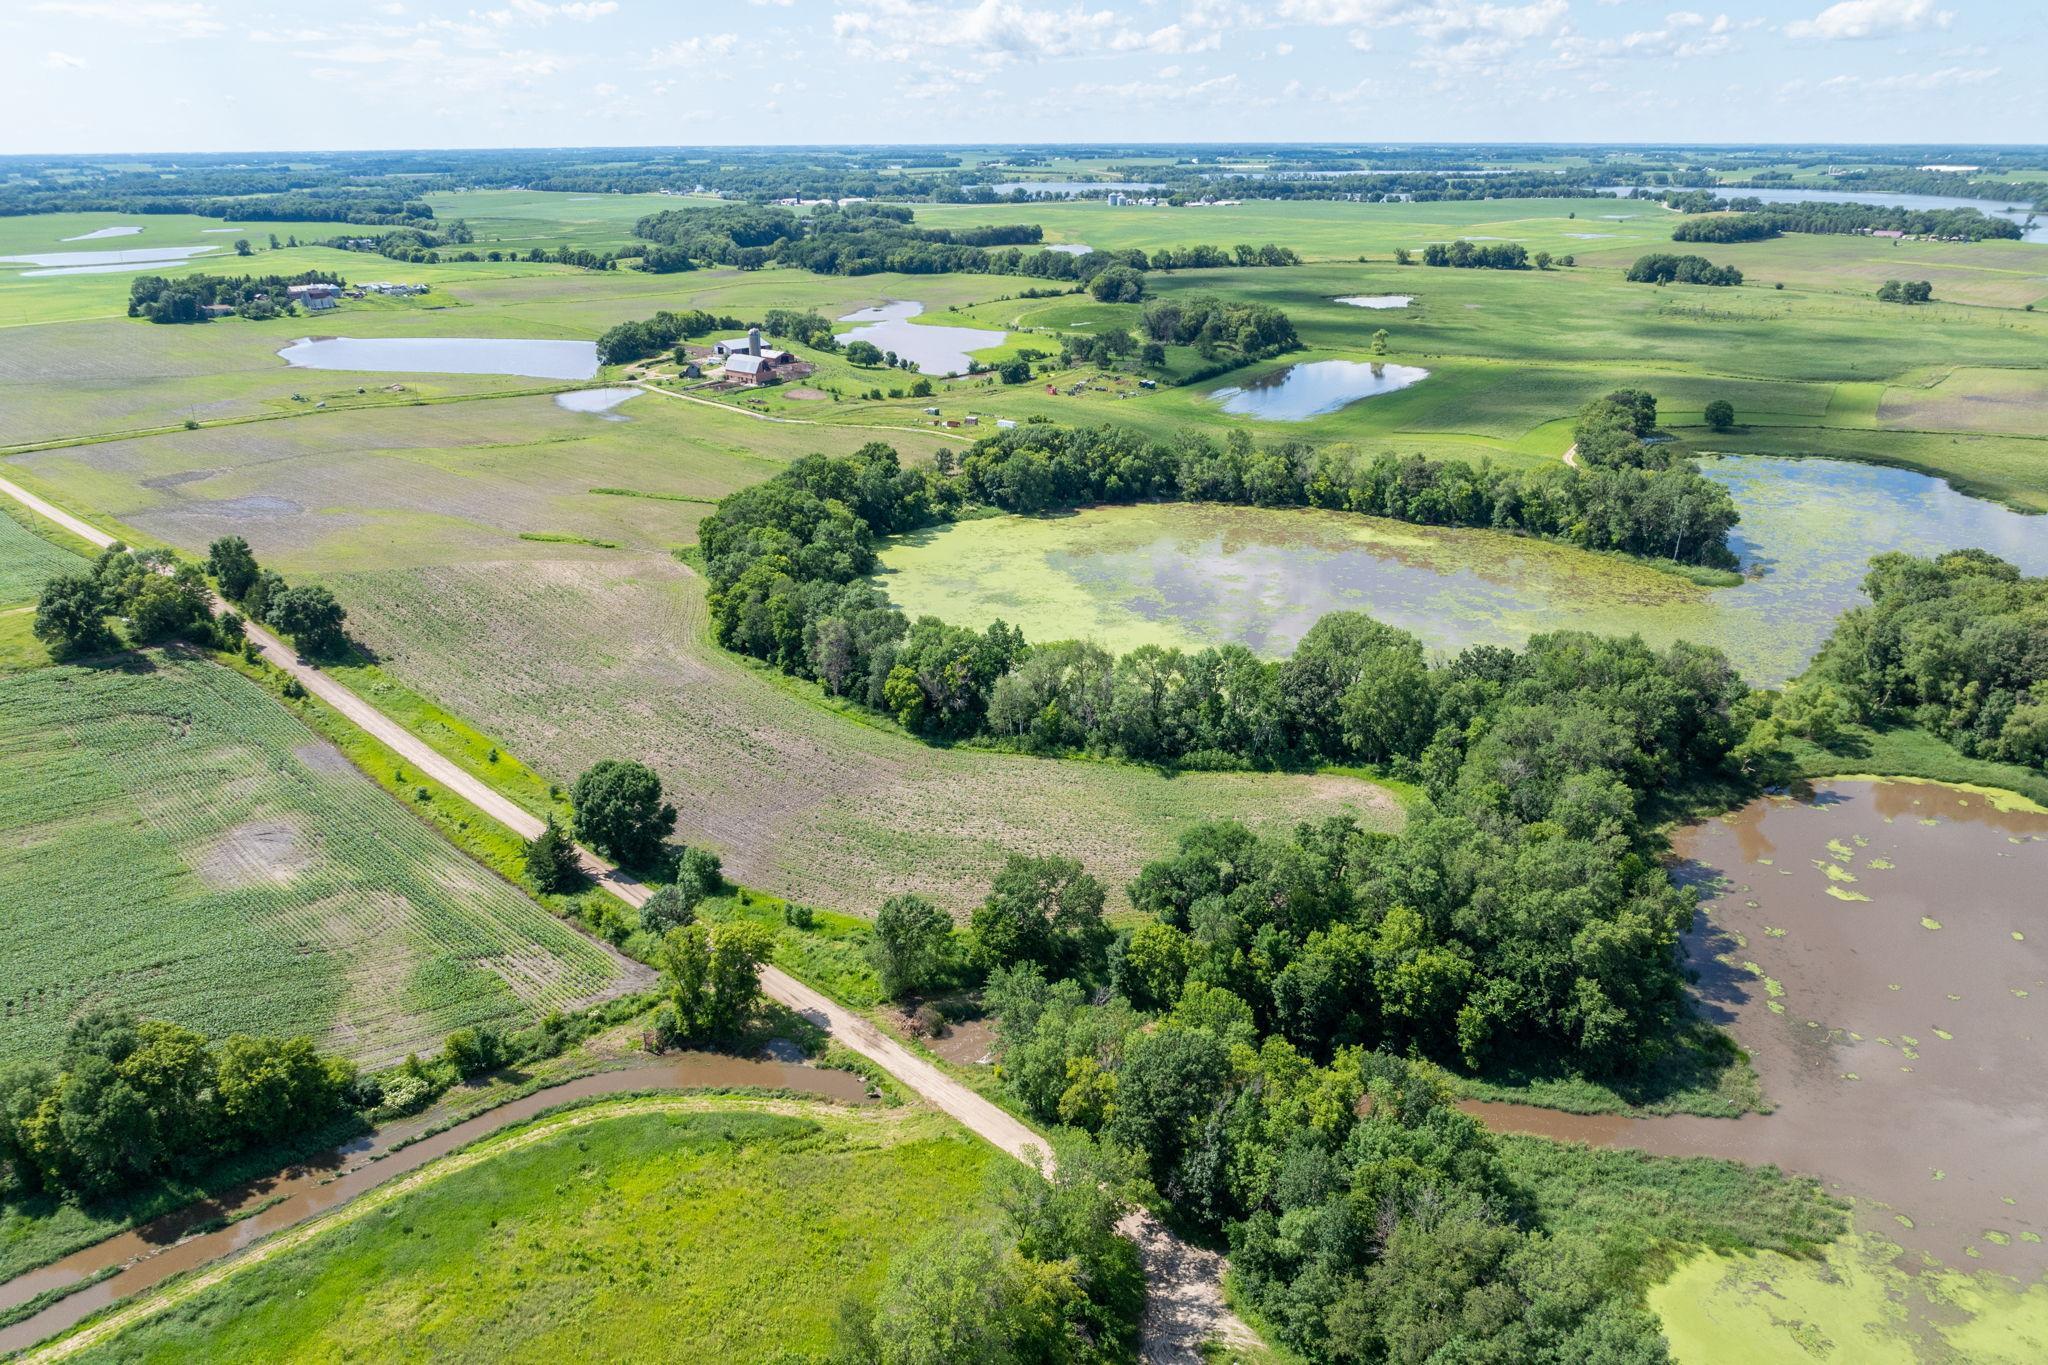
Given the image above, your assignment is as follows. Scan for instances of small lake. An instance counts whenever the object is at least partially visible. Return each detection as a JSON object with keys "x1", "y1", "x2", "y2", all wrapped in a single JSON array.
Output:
[
  {"x1": 555, "y1": 386, "x2": 641, "y2": 416},
  {"x1": 1334, "y1": 295, "x2": 1412, "y2": 309},
  {"x1": 1605, "y1": 185, "x2": 2047, "y2": 243},
  {"x1": 2, "y1": 244, "x2": 220, "y2": 275},
  {"x1": 835, "y1": 301, "x2": 1006, "y2": 375},
  {"x1": 1212, "y1": 360, "x2": 1428, "y2": 421},
  {"x1": 62, "y1": 225, "x2": 144, "y2": 241},
  {"x1": 875, "y1": 455, "x2": 2048, "y2": 684},
  {"x1": 1045, "y1": 243, "x2": 1093, "y2": 255},
  {"x1": 278, "y1": 337, "x2": 600, "y2": 380}
]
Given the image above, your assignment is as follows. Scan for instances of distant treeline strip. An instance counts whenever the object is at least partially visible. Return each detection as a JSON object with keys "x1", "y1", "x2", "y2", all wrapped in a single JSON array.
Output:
[{"x1": 1651, "y1": 193, "x2": 2025, "y2": 242}]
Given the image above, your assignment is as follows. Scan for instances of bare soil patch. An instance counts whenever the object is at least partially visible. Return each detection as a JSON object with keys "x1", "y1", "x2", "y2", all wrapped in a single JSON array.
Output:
[{"x1": 192, "y1": 819, "x2": 312, "y2": 889}]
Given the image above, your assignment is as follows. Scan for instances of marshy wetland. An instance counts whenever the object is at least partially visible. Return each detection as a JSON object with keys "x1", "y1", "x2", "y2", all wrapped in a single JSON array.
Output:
[{"x1": 877, "y1": 453, "x2": 2048, "y2": 683}]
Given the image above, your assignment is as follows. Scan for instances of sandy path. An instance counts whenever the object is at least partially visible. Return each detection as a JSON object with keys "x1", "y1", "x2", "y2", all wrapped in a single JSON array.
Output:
[
  {"x1": 1562, "y1": 442, "x2": 1580, "y2": 468},
  {"x1": 0, "y1": 476, "x2": 1255, "y2": 1361}
]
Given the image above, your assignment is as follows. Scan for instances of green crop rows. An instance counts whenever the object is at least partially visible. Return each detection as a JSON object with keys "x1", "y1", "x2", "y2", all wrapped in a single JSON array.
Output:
[{"x1": 0, "y1": 650, "x2": 635, "y2": 1067}]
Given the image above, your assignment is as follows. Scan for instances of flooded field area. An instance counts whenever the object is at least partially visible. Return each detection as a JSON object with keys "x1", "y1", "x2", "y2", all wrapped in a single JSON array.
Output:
[
  {"x1": 875, "y1": 454, "x2": 2048, "y2": 684},
  {"x1": 835, "y1": 301, "x2": 1006, "y2": 375},
  {"x1": 277, "y1": 336, "x2": 600, "y2": 380},
  {"x1": 1211, "y1": 359, "x2": 1429, "y2": 420},
  {"x1": 1334, "y1": 294, "x2": 1413, "y2": 308},
  {"x1": 554, "y1": 386, "x2": 642, "y2": 415}
]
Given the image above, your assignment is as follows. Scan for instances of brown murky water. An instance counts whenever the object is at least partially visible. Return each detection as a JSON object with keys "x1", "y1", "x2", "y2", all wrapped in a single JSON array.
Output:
[
  {"x1": 1469, "y1": 779, "x2": 2048, "y2": 1277},
  {"x1": 0, "y1": 1055, "x2": 867, "y2": 1355}
]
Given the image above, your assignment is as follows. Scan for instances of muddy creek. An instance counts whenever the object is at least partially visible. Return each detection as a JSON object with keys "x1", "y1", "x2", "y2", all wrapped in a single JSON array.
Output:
[{"x1": 0, "y1": 1055, "x2": 867, "y2": 1355}]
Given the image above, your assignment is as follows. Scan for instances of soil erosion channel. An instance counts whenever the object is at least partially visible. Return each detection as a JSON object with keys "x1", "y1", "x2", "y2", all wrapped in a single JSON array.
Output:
[
  {"x1": 0, "y1": 1056, "x2": 865, "y2": 1356},
  {"x1": 1471, "y1": 778, "x2": 2048, "y2": 1278}
]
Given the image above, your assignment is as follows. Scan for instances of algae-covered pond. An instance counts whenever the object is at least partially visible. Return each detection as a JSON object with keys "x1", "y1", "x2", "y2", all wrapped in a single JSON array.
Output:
[{"x1": 875, "y1": 455, "x2": 2048, "y2": 683}]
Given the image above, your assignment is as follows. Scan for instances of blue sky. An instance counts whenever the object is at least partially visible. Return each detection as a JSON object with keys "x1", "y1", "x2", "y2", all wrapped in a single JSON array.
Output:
[{"x1": 3, "y1": 0, "x2": 2039, "y2": 154}]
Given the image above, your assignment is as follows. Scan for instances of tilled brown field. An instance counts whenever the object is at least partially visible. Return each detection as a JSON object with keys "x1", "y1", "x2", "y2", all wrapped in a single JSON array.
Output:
[{"x1": 336, "y1": 552, "x2": 1401, "y2": 914}]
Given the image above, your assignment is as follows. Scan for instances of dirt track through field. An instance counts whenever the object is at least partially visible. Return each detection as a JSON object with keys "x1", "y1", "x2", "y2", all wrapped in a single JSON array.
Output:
[{"x1": 0, "y1": 475, "x2": 1256, "y2": 1362}]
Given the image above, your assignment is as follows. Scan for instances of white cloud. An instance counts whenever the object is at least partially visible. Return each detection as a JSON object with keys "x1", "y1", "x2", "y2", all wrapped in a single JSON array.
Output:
[
  {"x1": 644, "y1": 33, "x2": 739, "y2": 66},
  {"x1": 1818, "y1": 63, "x2": 1997, "y2": 91},
  {"x1": 834, "y1": 1, "x2": 1127, "y2": 65},
  {"x1": 30, "y1": 1, "x2": 221, "y2": 37},
  {"x1": 1784, "y1": 0, "x2": 1952, "y2": 41},
  {"x1": 44, "y1": 50, "x2": 87, "y2": 69}
]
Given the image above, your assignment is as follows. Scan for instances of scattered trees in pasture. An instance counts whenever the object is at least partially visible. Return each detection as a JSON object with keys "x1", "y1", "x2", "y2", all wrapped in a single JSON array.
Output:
[{"x1": 1704, "y1": 398, "x2": 1736, "y2": 431}]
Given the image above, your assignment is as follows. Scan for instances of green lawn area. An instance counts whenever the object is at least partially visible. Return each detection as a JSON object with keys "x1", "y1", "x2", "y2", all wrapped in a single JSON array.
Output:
[
  {"x1": 0, "y1": 649, "x2": 637, "y2": 1069},
  {"x1": 67, "y1": 1100, "x2": 1001, "y2": 1364}
]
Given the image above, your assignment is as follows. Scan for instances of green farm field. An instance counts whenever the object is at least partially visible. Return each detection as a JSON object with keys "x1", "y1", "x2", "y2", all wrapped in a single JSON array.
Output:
[
  {"x1": 65, "y1": 1099, "x2": 1001, "y2": 1364},
  {"x1": 330, "y1": 552, "x2": 1402, "y2": 915},
  {"x1": 0, "y1": 650, "x2": 641, "y2": 1068}
]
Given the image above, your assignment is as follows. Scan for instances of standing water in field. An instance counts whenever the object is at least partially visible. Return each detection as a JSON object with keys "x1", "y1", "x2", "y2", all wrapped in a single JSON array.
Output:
[
  {"x1": 1334, "y1": 295, "x2": 1414, "y2": 309},
  {"x1": 875, "y1": 454, "x2": 2048, "y2": 683},
  {"x1": 554, "y1": 387, "x2": 642, "y2": 416},
  {"x1": 61, "y1": 225, "x2": 144, "y2": 241},
  {"x1": 277, "y1": 337, "x2": 601, "y2": 381},
  {"x1": 1211, "y1": 360, "x2": 1429, "y2": 421},
  {"x1": 835, "y1": 301, "x2": 1006, "y2": 375}
]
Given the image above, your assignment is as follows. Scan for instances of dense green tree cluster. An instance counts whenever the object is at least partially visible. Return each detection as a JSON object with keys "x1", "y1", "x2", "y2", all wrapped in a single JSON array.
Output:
[
  {"x1": 1421, "y1": 240, "x2": 1529, "y2": 269},
  {"x1": 1809, "y1": 550, "x2": 2048, "y2": 769},
  {"x1": 127, "y1": 271, "x2": 346, "y2": 323},
  {"x1": 1138, "y1": 295, "x2": 1300, "y2": 360},
  {"x1": 697, "y1": 431, "x2": 1740, "y2": 763},
  {"x1": 0, "y1": 1008, "x2": 357, "y2": 1201},
  {"x1": 1624, "y1": 253, "x2": 1742, "y2": 286},
  {"x1": 651, "y1": 920, "x2": 774, "y2": 1046},
  {"x1": 570, "y1": 759, "x2": 677, "y2": 867},
  {"x1": 594, "y1": 308, "x2": 747, "y2": 364},
  {"x1": 1875, "y1": 279, "x2": 1934, "y2": 304},
  {"x1": 1571, "y1": 390, "x2": 1672, "y2": 470},
  {"x1": 34, "y1": 543, "x2": 217, "y2": 658}
]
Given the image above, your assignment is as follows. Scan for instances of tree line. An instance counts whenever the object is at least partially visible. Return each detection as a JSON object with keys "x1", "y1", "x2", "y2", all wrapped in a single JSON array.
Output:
[
  {"x1": 1665, "y1": 198, "x2": 2023, "y2": 242},
  {"x1": 0, "y1": 1008, "x2": 360, "y2": 1201},
  {"x1": 697, "y1": 428, "x2": 1740, "y2": 770},
  {"x1": 629, "y1": 202, "x2": 1300, "y2": 279}
]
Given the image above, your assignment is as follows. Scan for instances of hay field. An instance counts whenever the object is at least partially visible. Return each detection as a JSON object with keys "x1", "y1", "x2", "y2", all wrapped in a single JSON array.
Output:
[
  {"x1": 334, "y1": 552, "x2": 1401, "y2": 915},
  {"x1": 0, "y1": 651, "x2": 640, "y2": 1068},
  {"x1": 4, "y1": 392, "x2": 956, "y2": 574}
]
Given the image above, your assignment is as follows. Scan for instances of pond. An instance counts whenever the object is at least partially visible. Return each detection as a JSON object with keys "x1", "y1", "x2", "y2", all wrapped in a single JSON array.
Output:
[
  {"x1": 873, "y1": 455, "x2": 2048, "y2": 684},
  {"x1": 1045, "y1": 243, "x2": 1094, "y2": 255},
  {"x1": 835, "y1": 301, "x2": 1006, "y2": 376},
  {"x1": 1479, "y1": 779, "x2": 2048, "y2": 1281},
  {"x1": 1211, "y1": 360, "x2": 1428, "y2": 421},
  {"x1": 61, "y1": 225, "x2": 144, "y2": 241},
  {"x1": 277, "y1": 337, "x2": 600, "y2": 380},
  {"x1": 2, "y1": 244, "x2": 221, "y2": 276},
  {"x1": 554, "y1": 386, "x2": 641, "y2": 416},
  {"x1": 1334, "y1": 295, "x2": 1413, "y2": 309},
  {"x1": 1604, "y1": 184, "x2": 2047, "y2": 243}
]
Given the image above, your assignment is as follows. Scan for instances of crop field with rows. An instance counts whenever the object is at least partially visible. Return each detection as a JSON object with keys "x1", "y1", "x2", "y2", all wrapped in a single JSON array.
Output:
[
  {"x1": 335, "y1": 553, "x2": 1403, "y2": 915},
  {"x1": 0, "y1": 650, "x2": 638, "y2": 1067}
]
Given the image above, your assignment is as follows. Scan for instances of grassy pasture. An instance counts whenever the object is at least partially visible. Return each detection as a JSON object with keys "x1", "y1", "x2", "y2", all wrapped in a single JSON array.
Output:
[
  {"x1": 0, "y1": 650, "x2": 636, "y2": 1068},
  {"x1": 66, "y1": 1101, "x2": 1001, "y2": 1364}
]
